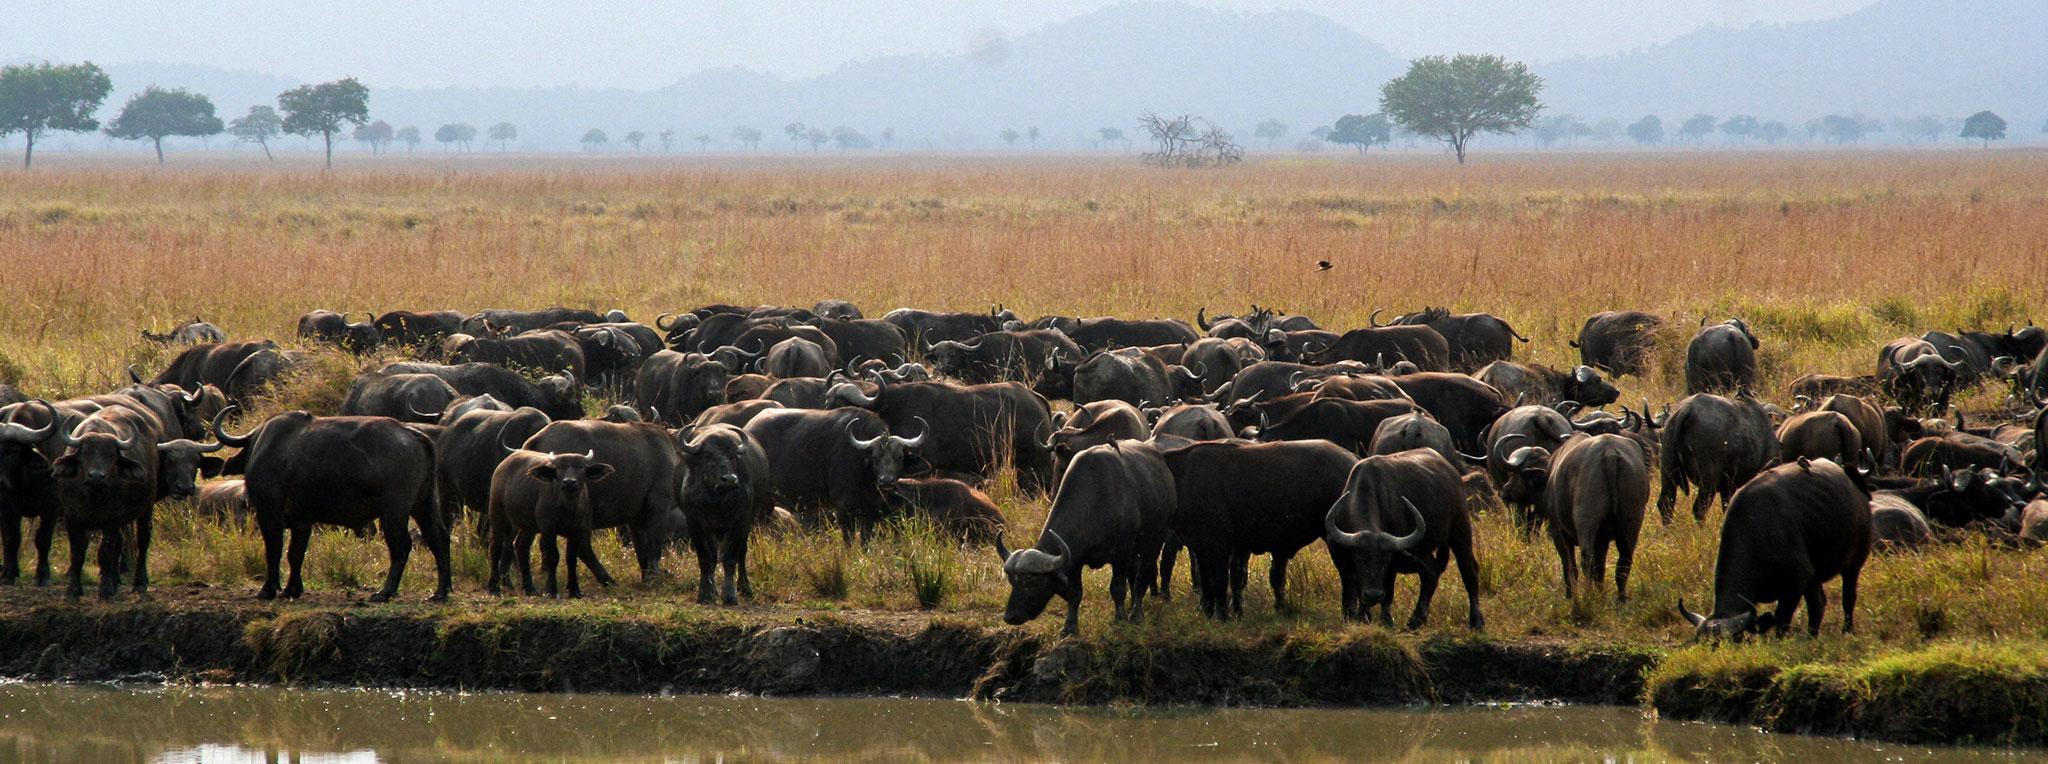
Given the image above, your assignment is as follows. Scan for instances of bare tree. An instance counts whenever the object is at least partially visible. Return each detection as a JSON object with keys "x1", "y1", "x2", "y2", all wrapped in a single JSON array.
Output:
[{"x1": 1138, "y1": 112, "x2": 1242, "y2": 167}]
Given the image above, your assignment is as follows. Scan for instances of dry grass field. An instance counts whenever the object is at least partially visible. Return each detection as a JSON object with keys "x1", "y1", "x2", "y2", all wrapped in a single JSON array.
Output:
[{"x1": 2, "y1": 150, "x2": 2046, "y2": 652}]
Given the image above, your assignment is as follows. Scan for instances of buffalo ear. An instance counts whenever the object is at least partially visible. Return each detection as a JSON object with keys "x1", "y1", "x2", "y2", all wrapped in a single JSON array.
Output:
[
  {"x1": 584, "y1": 463, "x2": 615, "y2": 482},
  {"x1": 528, "y1": 464, "x2": 560, "y2": 483},
  {"x1": 50, "y1": 455, "x2": 80, "y2": 479},
  {"x1": 199, "y1": 456, "x2": 226, "y2": 478}
]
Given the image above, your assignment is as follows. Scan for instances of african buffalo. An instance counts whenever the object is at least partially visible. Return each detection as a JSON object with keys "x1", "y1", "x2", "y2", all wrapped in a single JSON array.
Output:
[
  {"x1": 1368, "y1": 412, "x2": 1460, "y2": 467},
  {"x1": 1256, "y1": 397, "x2": 1418, "y2": 454},
  {"x1": 151, "y1": 340, "x2": 279, "y2": 395},
  {"x1": 1502, "y1": 434, "x2": 1650, "y2": 600},
  {"x1": 1869, "y1": 493, "x2": 1934, "y2": 550},
  {"x1": 436, "y1": 406, "x2": 552, "y2": 533},
  {"x1": 141, "y1": 318, "x2": 226, "y2": 345},
  {"x1": 1047, "y1": 401, "x2": 1149, "y2": 478},
  {"x1": 297, "y1": 310, "x2": 382, "y2": 353},
  {"x1": 1788, "y1": 373, "x2": 1879, "y2": 402},
  {"x1": 47, "y1": 407, "x2": 161, "y2": 599},
  {"x1": 1572, "y1": 311, "x2": 1662, "y2": 377},
  {"x1": 692, "y1": 399, "x2": 784, "y2": 429},
  {"x1": 1160, "y1": 439, "x2": 1355, "y2": 618},
  {"x1": 520, "y1": 419, "x2": 686, "y2": 580},
  {"x1": 451, "y1": 329, "x2": 588, "y2": 381},
  {"x1": 745, "y1": 407, "x2": 923, "y2": 541},
  {"x1": 810, "y1": 318, "x2": 909, "y2": 369},
  {"x1": 764, "y1": 337, "x2": 833, "y2": 379},
  {"x1": 827, "y1": 379, "x2": 1056, "y2": 494},
  {"x1": 488, "y1": 448, "x2": 617, "y2": 598},
  {"x1": 383, "y1": 362, "x2": 584, "y2": 422},
  {"x1": 1658, "y1": 392, "x2": 1779, "y2": 524},
  {"x1": 340, "y1": 372, "x2": 460, "y2": 424},
  {"x1": 1324, "y1": 448, "x2": 1483, "y2": 629},
  {"x1": 1072, "y1": 348, "x2": 1181, "y2": 408},
  {"x1": 1684, "y1": 318, "x2": 1759, "y2": 394},
  {"x1": 676, "y1": 424, "x2": 772, "y2": 605},
  {"x1": 1149, "y1": 403, "x2": 1232, "y2": 443},
  {"x1": 882, "y1": 308, "x2": 1009, "y2": 347},
  {"x1": 1305, "y1": 325, "x2": 1450, "y2": 371},
  {"x1": 1877, "y1": 337, "x2": 1963, "y2": 416},
  {"x1": 463, "y1": 308, "x2": 607, "y2": 336},
  {"x1": 1386, "y1": 307, "x2": 1528, "y2": 371},
  {"x1": 1679, "y1": 458, "x2": 1871, "y2": 638},
  {"x1": 633, "y1": 351, "x2": 730, "y2": 426},
  {"x1": 1475, "y1": 362, "x2": 1618, "y2": 409},
  {"x1": 998, "y1": 441, "x2": 1174, "y2": 636},
  {"x1": 1390, "y1": 372, "x2": 1511, "y2": 454},
  {"x1": 924, "y1": 330, "x2": 1081, "y2": 392},
  {"x1": 1924, "y1": 325, "x2": 2044, "y2": 388},
  {"x1": 887, "y1": 477, "x2": 1007, "y2": 543}
]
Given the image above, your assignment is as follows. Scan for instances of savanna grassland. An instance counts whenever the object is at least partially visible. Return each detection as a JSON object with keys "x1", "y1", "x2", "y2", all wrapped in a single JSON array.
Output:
[{"x1": 4, "y1": 151, "x2": 2048, "y2": 718}]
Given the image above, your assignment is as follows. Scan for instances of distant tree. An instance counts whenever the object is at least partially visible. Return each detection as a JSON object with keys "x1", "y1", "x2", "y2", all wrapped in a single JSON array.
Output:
[
  {"x1": 488, "y1": 121, "x2": 516, "y2": 150},
  {"x1": 1678, "y1": 114, "x2": 1716, "y2": 145},
  {"x1": 278, "y1": 77, "x2": 369, "y2": 168},
  {"x1": 352, "y1": 120, "x2": 393, "y2": 153},
  {"x1": 999, "y1": 128, "x2": 1020, "y2": 147},
  {"x1": 784, "y1": 122, "x2": 807, "y2": 151},
  {"x1": 731, "y1": 125, "x2": 762, "y2": 150},
  {"x1": 879, "y1": 127, "x2": 895, "y2": 150},
  {"x1": 1097, "y1": 127, "x2": 1125, "y2": 150},
  {"x1": 1719, "y1": 115, "x2": 1758, "y2": 143},
  {"x1": 1592, "y1": 118, "x2": 1622, "y2": 144},
  {"x1": 1757, "y1": 121, "x2": 1790, "y2": 145},
  {"x1": 695, "y1": 133, "x2": 711, "y2": 151},
  {"x1": 1309, "y1": 125, "x2": 1332, "y2": 142},
  {"x1": 1027, "y1": 126, "x2": 1040, "y2": 148},
  {"x1": 0, "y1": 61, "x2": 113, "y2": 169},
  {"x1": 624, "y1": 130, "x2": 645, "y2": 151},
  {"x1": 1379, "y1": 53, "x2": 1542, "y2": 163},
  {"x1": 228, "y1": 105, "x2": 283, "y2": 160},
  {"x1": 581, "y1": 128, "x2": 608, "y2": 151},
  {"x1": 831, "y1": 126, "x2": 871, "y2": 151},
  {"x1": 1533, "y1": 114, "x2": 1585, "y2": 147},
  {"x1": 1253, "y1": 119, "x2": 1288, "y2": 148},
  {"x1": 103, "y1": 85, "x2": 222, "y2": 163},
  {"x1": 1137, "y1": 112, "x2": 1242, "y2": 167},
  {"x1": 394, "y1": 125, "x2": 420, "y2": 152},
  {"x1": 1626, "y1": 115, "x2": 1663, "y2": 145},
  {"x1": 804, "y1": 127, "x2": 828, "y2": 151},
  {"x1": 1327, "y1": 113, "x2": 1391, "y2": 154},
  {"x1": 434, "y1": 123, "x2": 476, "y2": 151},
  {"x1": 1903, "y1": 115, "x2": 1943, "y2": 144},
  {"x1": 658, "y1": 129, "x2": 675, "y2": 152},
  {"x1": 1961, "y1": 110, "x2": 2006, "y2": 148},
  {"x1": 1817, "y1": 114, "x2": 1868, "y2": 144}
]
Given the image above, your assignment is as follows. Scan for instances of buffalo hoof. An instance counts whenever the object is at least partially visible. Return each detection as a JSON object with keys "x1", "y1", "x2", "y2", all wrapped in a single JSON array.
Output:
[
  {"x1": 0, "y1": 576, "x2": 14, "y2": 587},
  {"x1": 696, "y1": 590, "x2": 715, "y2": 605},
  {"x1": 256, "y1": 588, "x2": 278, "y2": 601},
  {"x1": 367, "y1": 591, "x2": 394, "y2": 603},
  {"x1": 65, "y1": 589, "x2": 83, "y2": 602},
  {"x1": 428, "y1": 591, "x2": 449, "y2": 603},
  {"x1": 722, "y1": 594, "x2": 739, "y2": 607}
]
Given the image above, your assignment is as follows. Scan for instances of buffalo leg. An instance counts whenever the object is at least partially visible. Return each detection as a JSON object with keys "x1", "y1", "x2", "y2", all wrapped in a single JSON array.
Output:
[
  {"x1": 1453, "y1": 535, "x2": 1485, "y2": 630},
  {"x1": 282, "y1": 524, "x2": 311, "y2": 599},
  {"x1": 1377, "y1": 568, "x2": 1398, "y2": 628},
  {"x1": 1691, "y1": 477, "x2": 1718, "y2": 524},
  {"x1": 1109, "y1": 566, "x2": 1129, "y2": 622},
  {"x1": 1772, "y1": 596, "x2": 1800, "y2": 637},
  {"x1": 369, "y1": 515, "x2": 412, "y2": 603},
  {"x1": 64, "y1": 526, "x2": 90, "y2": 600},
  {"x1": 1655, "y1": 480, "x2": 1679, "y2": 525},
  {"x1": 1839, "y1": 570, "x2": 1860, "y2": 634},
  {"x1": 1803, "y1": 586, "x2": 1827, "y2": 637},
  {"x1": 1405, "y1": 554, "x2": 1446, "y2": 631},
  {"x1": 1, "y1": 514, "x2": 18, "y2": 584},
  {"x1": 691, "y1": 530, "x2": 719, "y2": 605},
  {"x1": 1128, "y1": 557, "x2": 1149, "y2": 625},
  {"x1": 1613, "y1": 533, "x2": 1637, "y2": 603},
  {"x1": 514, "y1": 531, "x2": 537, "y2": 595},
  {"x1": 32, "y1": 515, "x2": 56, "y2": 586},
  {"x1": 97, "y1": 528, "x2": 123, "y2": 600},
  {"x1": 1550, "y1": 533, "x2": 1577, "y2": 599},
  {"x1": 539, "y1": 533, "x2": 560, "y2": 598},
  {"x1": 562, "y1": 534, "x2": 582, "y2": 599},
  {"x1": 1581, "y1": 535, "x2": 1610, "y2": 599},
  {"x1": 573, "y1": 533, "x2": 613, "y2": 588},
  {"x1": 131, "y1": 510, "x2": 152, "y2": 595},
  {"x1": 485, "y1": 520, "x2": 510, "y2": 595},
  {"x1": 631, "y1": 520, "x2": 664, "y2": 582},
  {"x1": 415, "y1": 494, "x2": 452, "y2": 602},
  {"x1": 1269, "y1": 553, "x2": 1292, "y2": 614},
  {"x1": 1228, "y1": 551, "x2": 1249, "y2": 619},
  {"x1": 1155, "y1": 538, "x2": 1178, "y2": 601},
  {"x1": 1060, "y1": 592, "x2": 1081, "y2": 637},
  {"x1": 728, "y1": 530, "x2": 751, "y2": 602},
  {"x1": 257, "y1": 515, "x2": 285, "y2": 600}
]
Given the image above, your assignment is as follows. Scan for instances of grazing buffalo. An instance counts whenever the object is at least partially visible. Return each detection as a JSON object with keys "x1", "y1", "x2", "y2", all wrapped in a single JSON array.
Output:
[
  {"x1": 1368, "y1": 412, "x2": 1460, "y2": 467},
  {"x1": 151, "y1": 340, "x2": 279, "y2": 395},
  {"x1": 1072, "y1": 348, "x2": 1181, "y2": 409},
  {"x1": 732, "y1": 324, "x2": 840, "y2": 370},
  {"x1": 463, "y1": 308, "x2": 606, "y2": 336},
  {"x1": 1808, "y1": 394, "x2": 1912, "y2": 469},
  {"x1": 692, "y1": 399, "x2": 784, "y2": 429},
  {"x1": 1658, "y1": 392, "x2": 1779, "y2": 524},
  {"x1": 1877, "y1": 337, "x2": 1963, "y2": 415},
  {"x1": 745, "y1": 407, "x2": 923, "y2": 541},
  {"x1": 297, "y1": 310, "x2": 382, "y2": 353},
  {"x1": 1180, "y1": 337, "x2": 1264, "y2": 396},
  {"x1": 224, "y1": 347, "x2": 304, "y2": 405},
  {"x1": 810, "y1": 318, "x2": 909, "y2": 369},
  {"x1": 812, "y1": 299, "x2": 863, "y2": 321},
  {"x1": 373, "y1": 310, "x2": 466, "y2": 348},
  {"x1": 488, "y1": 449, "x2": 617, "y2": 598},
  {"x1": 214, "y1": 409, "x2": 450, "y2": 602},
  {"x1": 998, "y1": 441, "x2": 1175, "y2": 636},
  {"x1": 633, "y1": 351, "x2": 730, "y2": 426},
  {"x1": 1502, "y1": 434, "x2": 1650, "y2": 600},
  {"x1": 1323, "y1": 449, "x2": 1483, "y2": 629},
  {"x1": 1679, "y1": 458, "x2": 1871, "y2": 639},
  {"x1": 340, "y1": 372, "x2": 460, "y2": 423},
  {"x1": 763, "y1": 376, "x2": 856, "y2": 409},
  {"x1": 1390, "y1": 372, "x2": 1511, "y2": 454},
  {"x1": 436, "y1": 406, "x2": 552, "y2": 532},
  {"x1": 676, "y1": 424, "x2": 773, "y2": 605},
  {"x1": 1386, "y1": 308, "x2": 1528, "y2": 371},
  {"x1": 1868, "y1": 493, "x2": 1934, "y2": 550},
  {"x1": 1160, "y1": 439, "x2": 1355, "y2": 618},
  {"x1": 1053, "y1": 317, "x2": 1200, "y2": 352},
  {"x1": 1305, "y1": 325, "x2": 1451, "y2": 372},
  {"x1": 1923, "y1": 325, "x2": 2044, "y2": 388},
  {"x1": 1048, "y1": 401, "x2": 1149, "y2": 478},
  {"x1": 1475, "y1": 362, "x2": 1618, "y2": 409},
  {"x1": 827, "y1": 379, "x2": 1056, "y2": 494},
  {"x1": 1259, "y1": 329, "x2": 1341, "y2": 363},
  {"x1": 48, "y1": 407, "x2": 161, "y2": 600},
  {"x1": 1195, "y1": 305, "x2": 1317, "y2": 340},
  {"x1": 1684, "y1": 318, "x2": 1759, "y2": 394},
  {"x1": 0, "y1": 401, "x2": 94, "y2": 586},
  {"x1": 1149, "y1": 403, "x2": 1232, "y2": 443},
  {"x1": 882, "y1": 308, "x2": 1009, "y2": 347},
  {"x1": 196, "y1": 479, "x2": 249, "y2": 520},
  {"x1": 1207, "y1": 361, "x2": 1371, "y2": 413},
  {"x1": 383, "y1": 362, "x2": 584, "y2": 422},
  {"x1": 141, "y1": 318, "x2": 225, "y2": 345},
  {"x1": 1788, "y1": 373, "x2": 1879, "y2": 402},
  {"x1": 887, "y1": 477, "x2": 1007, "y2": 543},
  {"x1": 725, "y1": 373, "x2": 774, "y2": 402},
  {"x1": 451, "y1": 329, "x2": 588, "y2": 381},
  {"x1": 520, "y1": 419, "x2": 685, "y2": 579},
  {"x1": 1256, "y1": 397, "x2": 1418, "y2": 454},
  {"x1": 1572, "y1": 311, "x2": 1663, "y2": 377},
  {"x1": 1776, "y1": 411, "x2": 1860, "y2": 467},
  {"x1": 925, "y1": 330, "x2": 1082, "y2": 392},
  {"x1": 764, "y1": 337, "x2": 833, "y2": 379}
]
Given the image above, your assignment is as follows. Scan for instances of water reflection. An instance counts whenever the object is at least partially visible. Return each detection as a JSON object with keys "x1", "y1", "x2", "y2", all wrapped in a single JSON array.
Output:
[{"x1": 0, "y1": 682, "x2": 2019, "y2": 763}]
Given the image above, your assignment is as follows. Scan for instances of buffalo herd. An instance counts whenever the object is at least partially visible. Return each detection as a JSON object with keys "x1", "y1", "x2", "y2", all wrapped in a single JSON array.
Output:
[{"x1": 3, "y1": 301, "x2": 2045, "y2": 643}]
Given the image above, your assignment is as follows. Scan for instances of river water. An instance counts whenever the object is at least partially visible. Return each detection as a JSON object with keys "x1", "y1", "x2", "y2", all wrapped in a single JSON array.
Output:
[{"x1": 0, "y1": 681, "x2": 2024, "y2": 763}]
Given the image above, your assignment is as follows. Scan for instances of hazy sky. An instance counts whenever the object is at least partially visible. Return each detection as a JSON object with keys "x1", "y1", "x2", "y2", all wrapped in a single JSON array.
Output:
[{"x1": 12, "y1": 0, "x2": 1876, "y2": 89}]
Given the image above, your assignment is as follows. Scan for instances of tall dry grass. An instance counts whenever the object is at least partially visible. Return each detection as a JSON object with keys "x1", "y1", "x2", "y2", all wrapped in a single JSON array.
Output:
[{"x1": 6, "y1": 151, "x2": 2048, "y2": 647}]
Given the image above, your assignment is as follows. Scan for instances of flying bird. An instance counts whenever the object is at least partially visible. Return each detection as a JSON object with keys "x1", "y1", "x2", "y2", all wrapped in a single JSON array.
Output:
[{"x1": 1316, "y1": 260, "x2": 1332, "y2": 272}]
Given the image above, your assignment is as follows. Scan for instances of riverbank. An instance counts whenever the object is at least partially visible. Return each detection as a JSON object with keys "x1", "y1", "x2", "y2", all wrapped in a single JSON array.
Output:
[{"x1": 1, "y1": 592, "x2": 2040, "y2": 747}]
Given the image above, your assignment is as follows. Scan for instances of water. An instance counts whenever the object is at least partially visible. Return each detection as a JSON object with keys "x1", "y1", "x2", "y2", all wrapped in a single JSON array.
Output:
[{"x1": 0, "y1": 682, "x2": 2024, "y2": 763}]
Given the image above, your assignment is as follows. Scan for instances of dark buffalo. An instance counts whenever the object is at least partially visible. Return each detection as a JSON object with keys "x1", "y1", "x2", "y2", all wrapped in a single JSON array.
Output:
[
  {"x1": 745, "y1": 407, "x2": 922, "y2": 541},
  {"x1": 1390, "y1": 372, "x2": 1511, "y2": 454},
  {"x1": 1679, "y1": 458, "x2": 1871, "y2": 638},
  {"x1": 488, "y1": 448, "x2": 617, "y2": 598},
  {"x1": 214, "y1": 409, "x2": 450, "y2": 601},
  {"x1": 763, "y1": 375, "x2": 872, "y2": 410},
  {"x1": 1898, "y1": 433, "x2": 2023, "y2": 476},
  {"x1": 1205, "y1": 361, "x2": 1368, "y2": 416},
  {"x1": 731, "y1": 324, "x2": 840, "y2": 370},
  {"x1": 887, "y1": 477, "x2": 1007, "y2": 543},
  {"x1": 1869, "y1": 493, "x2": 1934, "y2": 550},
  {"x1": 600, "y1": 405, "x2": 641, "y2": 423},
  {"x1": 141, "y1": 318, "x2": 225, "y2": 345},
  {"x1": 828, "y1": 379, "x2": 1056, "y2": 494},
  {"x1": 882, "y1": 308, "x2": 1009, "y2": 347},
  {"x1": 1195, "y1": 305, "x2": 1317, "y2": 340},
  {"x1": 520, "y1": 419, "x2": 685, "y2": 579},
  {"x1": 463, "y1": 307, "x2": 606, "y2": 336},
  {"x1": 1160, "y1": 439, "x2": 1355, "y2": 618},
  {"x1": 442, "y1": 395, "x2": 511, "y2": 426},
  {"x1": 1055, "y1": 317, "x2": 1199, "y2": 352},
  {"x1": 383, "y1": 362, "x2": 584, "y2": 422},
  {"x1": 1256, "y1": 397, "x2": 1418, "y2": 454},
  {"x1": 0, "y1": 400, "x2": 92, "y2": 586},
  {"x1": 1880, "y1": 466, "x2": 2027, "y2": 529},
  {"x1": 725, "y1": 373, "x2": 774, "y2": 401},
  {"x1": 1657, "y1": 392, "x2": 1779, "y2": 524},
  {"x1": 48, "y1": 407, "x2": 165, "y2": 600},
  {"x1": 1072, "y1": 348, "x2": 1180, "y2": 408},
  {"x1": 340, "y1": 372, "x2": 460, "y2": 424},
  {"x1": 556, "y1": 324, "x2": 650, "y2": 392},
  {"x1": 1475, "y1": 362, "x2": 1618, "y2": 409},
  {"x1": 1048, "y1": 401, "x2": 1149, "y2": 478},
  {"x1": 764, "y1": 337, "x2": 832, "y2": 379},
  {"x1": 436, "y1": 406, "x2": 551, "y2": 533},
  {"x1": 924, "y1": 330, "x2": 1082, "y2": 391},
  {"x1": 1368, "y1": 412, "x2": 1460, "y2": 467},
  {"x1": 1149, "y1": 403, "x2": 1232, "y2": 443},
  {"x1": 1776, "y1": 411, "x2": 1860, "y2": 466},
  {"x1": 1788, "y1": 373, "x2": 1879, "y2": 401},
  {"x1": 810, "y1": 318, "x2": 909, "y2": 369},
  {"x1": 373, "y1": 310, "x2": 466, "y2": 348},
  {"x1": 151, "y1": 340, "x2": 279, "y2": 394},
  {"x1": 1386, "y1": 307, "x2": 1528, "y2": 371},
  {"x1": 1259, "y1": 329, "x2": 1341, "y2": 363},
  {"x1": 692, "y1": 399, "x2": 784, "y2": 429},
  {"x1": 1572, "y1": 311, "x2": 1662, "y2": 377},
  {"x1": 224, "y1": 347, "x2": 306, "y2": 406},
  {"x1": 676, "y1": 424, "x2": 773, "y2": 605},
  {"x1": 812, "y1": 299, "x2": 863, "y2": 321},
  {"x1": 1807, "y1": 394, "x2": 1911, "y2": 469},
  {"x1": 196, "y1": 479, "x2": 249, "y2": 520},
  {"x1": 997, "y1": 441, "x2": 1174, "y2": 636},
  {"x1": 1684, "y1": 318, "x2": 1759, "y2": 394},
  {"x1": 297, "y1": 310, "x2": 382, "y2": 353},
  {"x1": 452, "y1": 329, "x2": 588, "y2": 381},
  {"x1": 1324, "y1": 448, "x2": 1482, "y2": 629},
  {"x1": 676, "y1": 311, "x2": 758, "y2": 353},
  {"x1": 0, "y1": 385, "x2": 20, "y2": 408},
  {"x1": 1877, "y1": 337, "x2": 1963, "y2": 416},
  {"x1": 1306, "y1": 324, "x2": 1451, "y2": 372},
  {"x1": 633, "y1": 351, "x2": 730, "y2": 426},
  {"x1": 1924, "y1": 325, "x2": 2044, "y2": 388},
  {"x1": 1180, "y1": 337, "x2": 1264, "y2": 396},
  {"x1": 1502, "y1": 434, "x2": 1650, "y2": 600}
]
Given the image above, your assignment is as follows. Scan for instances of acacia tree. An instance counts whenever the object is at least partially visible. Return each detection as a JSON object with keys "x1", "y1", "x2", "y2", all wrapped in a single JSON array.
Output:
[
  {"x1": 1378, "y1": 54, "x2": 1541, "y2": 163},
  {"x1": 804, "y1": 127, "x2": 828, "y2": 151},
  {"x1": 1961, "y1": 110, "x2": 2006, "y2": 148},
  {"x1": 1757, "y1": 121, "x2": 1790, "y2": 145},
  {"x1": 395, "y1": 125, "x2": 420, "y2": 152},
  {"x1": 783, "y1": 122, "x2": 807, "y2": 151},
  {"x1": 731, "y1": 125, "x2": 762, "y2": 150},
  {"x1": 581, "y1": 128, "x2": 608, "y2": 151},
  {"x1": 1678, "y1": 114, "x2": 1716, "y2": 145},
  {"x1": 831, "y1": 126, "x2": 871, "y2": 151},
  {"x1": 658, "y1": 129, "x2": 675, "y2": 152},
  {"x1": 352, "y1": 119, "x2": 393, "y2": 153},
  {"x1": 104, "y1": 86, "x2": 222, "y2": 163},
  {"x1": 1137, "y1": 112, "x2": 1242, "y2": 167},
  {"x1": 435, "y1": 123, "x2": 476, "y2": 151},
  {"x1": 695, "y1": 133, "x2": 711, "y2": 151},
  {"x1": 278, "y1": 77, "x2": 369, "y2": 168},
  {"x1": 228, "y1": 105, "x2": 283, "y2": 159},
  {"x1": 624, "y1": 130, "x2": 645, "y2": 151},
  {"x1": 1253, "y1": 119, "x2": 1288, "y2": 148},
  {"x1": 999, "y1": 127, "x2": 1020, "y2": 147},
  {"x1": 1720, "y1": 114, "x2": 1759, "y2": 143},
  {"x1": 0, "y1": 61, "x2": 112, "y2": 169},
  {"x1": 488, "y1": 121, "x2": 516, "y2": 150},
  {"x1": 1097, "y1": 127, "x2": 1125, "y2": 150},
  {"x1": 1327, "y1": 113, "x2": 1390, "y2": 154},
  {"x1": 1626, "y1": 115, "x2": 1663, "y2": 145}
]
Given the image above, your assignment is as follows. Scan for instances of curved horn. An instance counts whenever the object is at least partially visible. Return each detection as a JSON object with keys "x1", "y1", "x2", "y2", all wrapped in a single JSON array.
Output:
[
  {"x1": 1389, "y1": 498, "x2": 1428, "y2": 551},
  {"x1": 829, "y1": 381, "x2": 879, "y2": 407},
  {"x1": 126, "y1": 365, "x2": 144, "y2": 385},
  {"x1": 211, "y1": 405, "x2": 256, "y2": 448},
  {"x1": 1043, "y1": 529, "x2": 1071, "y2": 569},
  {"x1": 1288, "y1": 371, "x2": 1308, "y2": 391},
  {"x1": 1677, "y1": 598, "x2": 1706, "y2": 628},
  {"x1": 407, "y1": 398, "x2": 443, "y2": 421},
  {"x1": 994, "y1": 535, "x2": 1011, "y2": 565},
  {"x1": 1369, "y1": 309, "x2": 1384, "y2": 328},
  {"x1": 1323, "y1": 492, "x2": 1368, "y2": 548},
  {"x1": 1619, "y1": 408, "x2": 1640, "y2": 432},
  {"x1": 846, "y1": 419, "x2": 885, "y2": 451},
  {"x1": 1792, "y1": 394, "x2": 1812, "y2": 411},
  {"x1": 656, "y1": 313, "x2": 675, "y2": 331},
  {"x1": 0, "y1": 400, "x2": 60, "y2": 444},
  {"x1": 1195, "y1": 306, "x2": 1212, "y2": 332},
  {"x1": 499, "y1": 424, "x2": 528, "y2": 454},
  {"x1": 899, "y1": 417, "x2": 928, "y2": 448}
]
